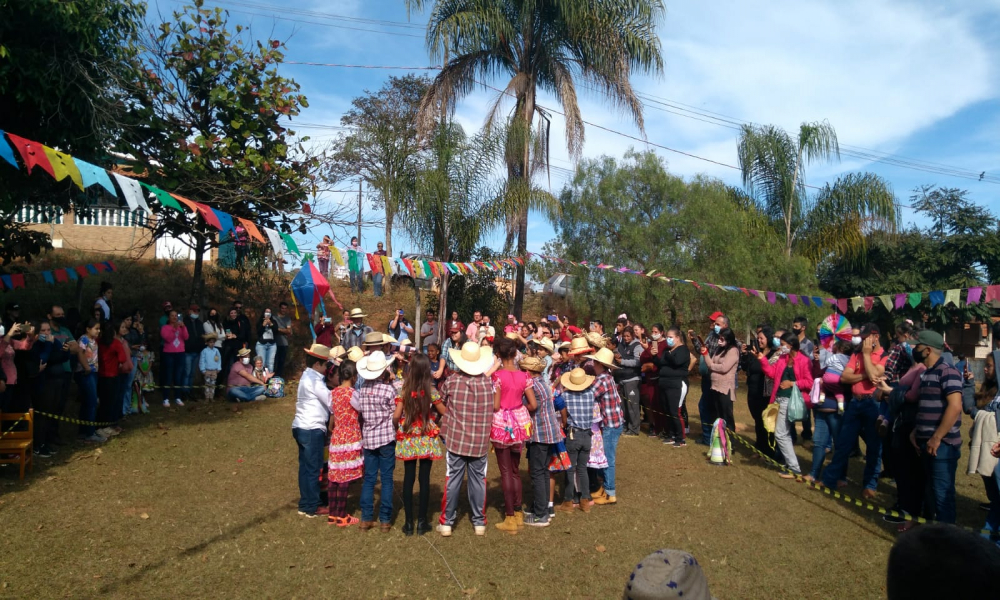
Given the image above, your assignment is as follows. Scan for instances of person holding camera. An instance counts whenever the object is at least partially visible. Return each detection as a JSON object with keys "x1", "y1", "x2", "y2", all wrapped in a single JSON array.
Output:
[{"x1": 388, "y1": 309, "x2": 414, "y2": 343}]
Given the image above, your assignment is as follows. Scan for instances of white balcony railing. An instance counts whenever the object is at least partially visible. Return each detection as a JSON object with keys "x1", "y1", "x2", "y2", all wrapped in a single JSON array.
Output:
[
  {"x1": 15, "y1": 205, "x2": 63, "y2": 224},
  {"x1": 74, "y1": 206, "x2": 147, "y2": 227}
]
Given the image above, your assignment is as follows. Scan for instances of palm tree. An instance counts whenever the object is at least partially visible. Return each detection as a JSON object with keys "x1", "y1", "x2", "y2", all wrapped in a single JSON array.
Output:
[
  {"x1": 737, "y1": 121, "x2": 898, "y2": 262},
  {"x1": 407, "y1": 0, "x2": 665, "y2": 317}
]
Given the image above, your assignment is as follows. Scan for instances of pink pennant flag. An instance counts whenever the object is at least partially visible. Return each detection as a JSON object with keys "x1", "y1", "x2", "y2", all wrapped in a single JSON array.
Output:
[
  {"x1": 863, "y1": 297, "x2": 874, "y2": 312},
  {"x1": 986, "y1": 285, "x2": 1000, "y2": 303},
  {"x1": 836, "y1": 299, "x2": 848, "y2": 314},
  {"x1": 894, "y1": 294, "x2": 906, "y2": 310},
  {"x1": 788, "y1": 294, "x2": 799, "y2": 305},
  {"x1": 967, "y1": 287, "x2": 983, "y2": 305},
  {"x1": 766, "y1": 291, "x2": 776, "y2": 304}
]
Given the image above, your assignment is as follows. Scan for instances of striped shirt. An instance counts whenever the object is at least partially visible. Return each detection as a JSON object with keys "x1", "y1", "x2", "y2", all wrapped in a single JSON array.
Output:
[
  {"x1": 915, "y1": 358, "x2": 963, "y2": 446},
  {"x1": 529, "y1": 377, "x2": 563, "y2": 444},
  {"x1": 563, "y1": 387, "x2": 596, "y2": 430}
]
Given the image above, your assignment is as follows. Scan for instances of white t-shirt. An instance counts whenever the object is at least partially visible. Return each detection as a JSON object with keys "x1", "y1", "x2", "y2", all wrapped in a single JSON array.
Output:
[{"x1": 291, "y1": 367, "x2": 331, "y2": 431}]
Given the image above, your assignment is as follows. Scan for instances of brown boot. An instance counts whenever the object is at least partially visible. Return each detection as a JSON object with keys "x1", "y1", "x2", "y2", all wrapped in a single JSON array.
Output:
[
  {"x1": 593, "y1": 495, "x2": 617, "y2": 505},
  {"x1": 513, "y1": 510, "x2": 525, "y2": 528},
  {"x1": 495, "y1": 515, "x2": 519, "y2": 533},
  {"x1": 555, "y1": 501, "x2": 577, "y2": 513},
  {"x1": 359, "y1": 521, "x2": 375, "y2": 532},
  {"x1": 579, "y1": 501, "x2": 592, "y2": 514}
]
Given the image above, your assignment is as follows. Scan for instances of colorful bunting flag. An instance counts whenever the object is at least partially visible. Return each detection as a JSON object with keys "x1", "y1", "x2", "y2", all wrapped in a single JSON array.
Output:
[
  {"x1": 0, "y1": 131, "x2": 17, "y2": 168},
  {"x1": 210, "y1": 209, "x2": 235, "y2": 238},
  {"x1": 967, "y1": 287, "x2": 983, "y2": 305},
  {"x1": 279, "y1": 232, "x2": 301, "y2": 256},
  {"x1": 263, "y1": 227, "x2": 285, "y2": 259},
  {"x1": 111, "y1": 174, "x2": 152, "y2": 214},
  {"x1": 878, "y1": 295, "x2": 892, "y2": 309},
  {"x1": 41, "y1": 147, "x2": 84, "y2": 190},
  {"x1": 236, "y1": 218, "x2": 265, "y2": 243},
  {"x1": 944, "y1": 289, "x2": 960, "y2": 307},
  {"x1": 74, "y1": 158, "x2": 117, "y2": 195},
  {"x1": 929, "y1": 290, "x2": 945, "y2": 308},
  {"x1": 42, "y1": 271, "x2": 54, "y2": 285},
  {"x1": 5, "y1": 133, "x2": 54, "y2": 176},
  {"x1": 908, "y1": 292, "x2": 922, "y2": 308}
]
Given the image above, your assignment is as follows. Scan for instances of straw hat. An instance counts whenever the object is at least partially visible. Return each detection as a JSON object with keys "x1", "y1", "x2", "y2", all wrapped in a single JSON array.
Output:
[
  {"x1": 519, "y1": 356, "x2": 546, "y2": 373},
  {"x1": 329, "y1": 345, "x2": 346, "y2": 362},
  {"x1": 567, "y1": 337, "x2": 592, "y2": 356},
  {"x1": 554, "y1": 341, "x2": 569, "y2": 353},
  {"x1": 561, "y1": 367, "x2": 595, "y2": 391},
  {"x1": 449, "y1": 341, "x2": 495, "y2": 376},
  {"x1": 362, "y1": 331, "x2": 385, "y2": 346},
  {"x1": 349, "y1": 307, "x2": 367, "y2": 319},
  {"x1": 357, "y1": 350, "x2": 395, "y2": 380},
  {"x1": 586, "y1": 347, "x2": 618, "y2": 369},
  {"x1": 398, "y1": 339, "x2": 412, "y2": 347},
  {"x1": 237, "y1": 347, "x2": 253, "y2": 358},
  {"x1": 346, "y1": 346, "x2": 364, "y2": 363},
  {"x1": 762, "y1": 403, "x2": 779, "y2": 434},
  {"x1": 202, "y1": 332, "x2": 219, "y2": 342},
  {"x1": 585, "y1": 332, "x2": 606, "y2": 349},
  {"x1": 505, "y1": 331, "x2": 520, "y2": 340},
  {"x1": 624, "y1": 549, "x2": 716, "y2": 600},
  {"x1": 303, "y1": 344, "x2": 331, "y2": 360},
  {"x1": 382, "y1": 333, "x2": 398, "y2": 345},
  {"x1": 535, "y1": 338, "x2": 554, "y2": 353}
]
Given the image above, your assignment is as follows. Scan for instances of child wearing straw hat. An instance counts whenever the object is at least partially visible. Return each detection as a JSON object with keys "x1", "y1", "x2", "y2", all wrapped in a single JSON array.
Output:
[
  {"x1": 557, "y1": 367, "x2": 597, "y2": 513},
  {"x1": 521, "y1": 356, "x2": 565, "y2": 526},
  {"x1": 352, "y1": 350, "x2": 398, "y2": 532},
  {"x1": 199, "y1": 332, "x2": 222, "y2": 400},
  {"x1": 587, "y1": 348, "x2": 624, "y2": 505}
]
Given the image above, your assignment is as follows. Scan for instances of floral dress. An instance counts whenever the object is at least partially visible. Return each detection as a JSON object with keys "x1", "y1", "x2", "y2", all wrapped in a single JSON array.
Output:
[
  {"x1": 328, "y1": 386, "x2": 363, "y2": 483},
  {"x1": 395, "y1": 391, "x2": 445, "y2": 460},
  {"x1": 587, "y1": 402, "x2": 609, "y2": 469}
]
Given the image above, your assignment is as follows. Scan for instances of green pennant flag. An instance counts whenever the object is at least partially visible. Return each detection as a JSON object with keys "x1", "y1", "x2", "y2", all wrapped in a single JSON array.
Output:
[
  {"x1": 279, "y1": 232, "x2": 300, "y2": 256},
  {"x1": 140, "y1": 182, "x2": 183, "y2": 212},
  {"x1": 908, "y1": 292, "x2": 922, "y2": 308},
  {"x1": 347, "y1": 249, "x2": 363, "y2": 272}
]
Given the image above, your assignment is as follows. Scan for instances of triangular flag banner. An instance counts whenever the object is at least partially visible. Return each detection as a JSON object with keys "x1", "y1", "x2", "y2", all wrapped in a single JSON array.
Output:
[
  {"x1": 74, "y1": 158, "x2": 116, "y2": 195},
  {"x1": 279, "y1": 233, "x2": 300, "y2": 256},
  {"x1": 42, "y1": 271, "x2": 54, "y2": 285},
  {"x1": 192, "y1": 202, "x2": 222, "y2": 230},
  {"x1": 366, "y1": 253, "x2": 381, "y2": 274},
  {"x1": 402, "y1": 258, "x2": 415, "y2": 277},
  {"x1": 944, "y1": 289, "x2": 960, "y2": 307},
  {"x1": 0, "y1": 131, "x2": 19, "y2": 167},
  {"x1": 41, "y1": 147, "x2": 84, "y2": 190},
  {"x1": 863, "y1": 297, "x2": 874, "y2": 312},
  {"x1": 812, "y1": 296, "x2": 823, "y2": 307},
  {"x1": 210, "y1": 209, "x2": 234, "y2": 238},
  {"x1": 75, "y1": 265, "x2": 89, "y2": 278},
  {"x1": 10, "y1": 274, "x2": 25, "y2": 289},
  {"x1": 347, "y1": 249, "x2": 364, "y2": 272},
  {"x1": 835, "y1": 299, "x2": 847, "y2": 313},
  {"x1": 986, "y1": 286, "x2": 1000, "y2": 303},
  {"x1": 851, "y1": 297, "x2": 864, "y2": 312},
  {"x1": 66, "y1": 268, "x2": 78, "y2": 281},
  {"x1": 111, "y1": 174, "x2": 151, "y2": 214},
  {"x1": 878, "y1": 295, "x2": 893, "y2": 310},
  {"x1": 894, "y1": 294, "x2": 906, "y2": 310},
  {"x1": 86, "y1": 264, "x2": 99, "y2": 275},
  {"x1": 381, "y1": 255, "x2": 393, "y2": 277},
  {"x1": 908, "y1": 292, "x2": 922, "y2": 308},
  {"x1": 967, "y1": 287, "x2": 983, "y2": 305},
  {"x1": 54, "y1": 269, "x2": 68, "y2": 283},
  {"x1": 169, "y1": 193, "x2": 200, "y2": 215},
  {"x1": 766, "y1": 291, "x2": 776, "y2": 304},
  {"x1": 788, "y1": 294, "x2": 799, "y2": 305},
  {"x1": 331, "y1": 246, "x2": 345, "y2": 267},
  {"x1": 103, "y1": 261, "x2": 116, "y2": 272},
  {"x1": 0, "y1": 275, "x2": 11, "y2": 289},
  {"x1": 141, "y1": 183, "x2": 184, "y2": 212},
  {"x1": 929, "y1": 291, "x2": 944, "y2": 308},
  {"x1": 263, "y1": 227, "x2": 285, "y2": 259},
  {"x1": 5, "y1": 133, "x2": 54, "y2": 176},
  {"x1": 236, "y1": 218, "x2": 265, "y2": 243}
]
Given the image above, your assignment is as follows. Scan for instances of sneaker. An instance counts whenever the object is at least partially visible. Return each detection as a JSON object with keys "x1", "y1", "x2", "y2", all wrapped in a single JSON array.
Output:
[
  {"x1": 34, "y1": 447, "x2": 53, "y2": 458},
  {"x1": 647, "y1": 430, "x2": 660, "y2": 438},
  {"x1": 883, "y1": 513, "x2": 907, "y2": 524},
  {"x1": 254, "y1": 395, "x2": 266, "y2": 402},
  {"x1": 522, "y1": 513, "x2": 550, "y2": 527},
  {"x1": 162, "y1": 399, "x2": 170, "y2": 408},
  {"x1": 548, "y1": 504, "x2": 555, "y2": 519},
  {"x1": 174, "y1": 398, "x2": 185, "y2": 407},
  {"x1": 672, "y1": 440, "x2": 687, "y2": 448},
  {"x1": 436, "y1": 524, "x2": 453, "y2": 537},
  {"x1": 298, "y1": 511, "x2": 319, "y2": 519},
  {"x1": 474, "y1": 525, "x2": 487, "y2": 536},
  {"x1": 83, "y1": 433, "x2": 107, "y2": 443}
]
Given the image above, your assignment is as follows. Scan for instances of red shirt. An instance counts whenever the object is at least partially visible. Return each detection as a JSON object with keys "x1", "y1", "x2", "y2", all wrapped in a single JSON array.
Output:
[
  {"x1": 97, "y1": 338, "x2": 127, "y2": 378},
  {"x1": 846, "y1": 349, "x2": 886, "y2": 397}
]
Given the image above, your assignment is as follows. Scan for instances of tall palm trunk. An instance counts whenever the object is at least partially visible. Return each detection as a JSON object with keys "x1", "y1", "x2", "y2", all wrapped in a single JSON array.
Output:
[
  {"x1": 510, "y1": 85, "x2": 535, "y2": 319},
  {"x1": 785, "y1": 148, "x2": 804, "y2": 258}
]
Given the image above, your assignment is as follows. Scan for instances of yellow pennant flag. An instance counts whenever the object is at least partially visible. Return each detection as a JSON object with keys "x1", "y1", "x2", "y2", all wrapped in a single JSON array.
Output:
[
  {"x1": 851, "y1": 297, "x2": 864, "y2": 312},
  {"x1": 381, "y1": 255, "x2": 393, "y2": 277},
  {"x1": 944, "y1": 289, "x2": 961, "y2": 307},
  {"x1": 42, "y1": 147, "x2": 84, "y2": 190},
  {"x1": 331, "y1": 246, "x2": 345, "y2": 267}
]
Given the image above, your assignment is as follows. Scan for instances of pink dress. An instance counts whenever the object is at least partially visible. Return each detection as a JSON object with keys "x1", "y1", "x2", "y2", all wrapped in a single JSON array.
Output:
[{"x1": 490, "y1": 369, "x2": 533, "y2": 447}]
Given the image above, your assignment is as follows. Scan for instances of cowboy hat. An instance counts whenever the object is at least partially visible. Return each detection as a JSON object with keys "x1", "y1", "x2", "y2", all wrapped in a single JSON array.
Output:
[
  {"x1": 561, "y1": 367, "x2": 595, "y2": 392},
  {"x1": 535, "y1": 338, "x2": 554, "y2": 353},
  {"x1": 624, "y1": 549, "x2": 717, "y2": 600},
  {"x1": 519, "y1": 356, "x2": 546, "y2": 373},
  {"x1": 505, "y1": 331, "x2": 520, "y2": 340},
  {"x1": 566, "y1": 337, "x2": 592, "y2": 356},
  {"x1": 329, "y1": 345, "x2": 346, "y2": 362},
  {"x1": 303, "y1": 344, "x2": 331, "y2": 360},
  {"x1": 762, "y1": 403, "x2": 779, "y2": 434},
  {"x1": 349, "y1": 307, "x2": 367, "y2": 319},
  {"x1": 585, "y1": 347, "x2": 618, "y2": 369},
  {"x1": 237, "y1": 347, "x2": 253, "y2": 358},
  {"x1": 202, "y1": 332, "x2": 219, "y2": 341},
  {"x1": 362, "y1": 331, "x2": 385, "y2": 346},
  {"x1": 554, "y1": 341, "x2": 569, "y2": 353},
  {"x1": 585, "y1": 332, "x2": 606, "y2": 349},
  {"x1": 357, "y1": 350, "x2": 395, "y2": 380},
  {"x1": 398, "y1": 339, "x2": 412, "y2": 347},
  {"x1": 346, "y1": 346, "x2": 364, "y2": 363},
  {"x1": 449, "y1": 341, "x2": 495, "y2": 376},
  {"x1": 382, "y1": 333, "x2": 398, "y2": 345}
]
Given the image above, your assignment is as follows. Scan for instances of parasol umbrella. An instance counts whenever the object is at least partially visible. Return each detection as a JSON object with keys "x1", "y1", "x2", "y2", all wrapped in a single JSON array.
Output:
[{"x1": 818, "y1": 313, "x2": 852, "y2": 350}]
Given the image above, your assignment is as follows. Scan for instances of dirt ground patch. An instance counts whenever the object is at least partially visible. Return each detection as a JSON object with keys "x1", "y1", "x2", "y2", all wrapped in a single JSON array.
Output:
[{"x1": 1, "y1": 384, "x2": 991, "y2": 599}]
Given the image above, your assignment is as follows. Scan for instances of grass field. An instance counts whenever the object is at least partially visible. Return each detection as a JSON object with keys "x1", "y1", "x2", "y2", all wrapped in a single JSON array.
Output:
[{"x1": 1, "y1": 383, "x2": 991, "y2": 599}]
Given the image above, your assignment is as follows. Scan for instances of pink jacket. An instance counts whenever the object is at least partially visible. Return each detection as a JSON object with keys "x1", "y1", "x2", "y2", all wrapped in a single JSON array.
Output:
[
  {"x1": 160, "y1": 323, "x2": 189, "y2": 353},
  {"x1": 760, "y1": 351, "x2": 816, "y2": 404}
]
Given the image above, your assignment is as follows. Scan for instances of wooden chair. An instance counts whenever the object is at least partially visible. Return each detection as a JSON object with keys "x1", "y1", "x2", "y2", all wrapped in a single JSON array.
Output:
[{"x1": 0, "y1": 409, "x2": 33, "y2": 481}]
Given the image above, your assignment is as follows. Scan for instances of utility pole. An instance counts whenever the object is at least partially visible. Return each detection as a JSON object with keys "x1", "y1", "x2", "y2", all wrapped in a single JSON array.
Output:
[{"x1": 357, "y1": 179, "x2": 362, "y2": 244}]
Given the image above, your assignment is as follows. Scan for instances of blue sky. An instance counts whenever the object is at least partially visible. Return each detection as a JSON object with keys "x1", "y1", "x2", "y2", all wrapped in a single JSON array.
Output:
[{"x1": 151, "y1": 0, "x2": 1000, "y2": 265}]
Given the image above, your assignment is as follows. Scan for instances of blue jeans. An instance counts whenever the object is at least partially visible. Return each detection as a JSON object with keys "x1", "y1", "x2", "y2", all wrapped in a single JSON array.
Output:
[
  {"x1": 373, "y1": 272, "x2": 384, "y2": 297},
  {"x1": 292, "y1": 427, "x2": 328, "y2": 514},
  {"x1": 361, "y1": 442, "x2": 396, "y2": 523},
  {"x1": 809, "y1": 410, "x2": 842, "y2": 480},
  {"x1": 922, "y1": 441, "x2": 959, "y2": 523},
  {"x1": 255, "y1": 343, "x2": 276, "y2": 372},
  {"x1": 182, "y1": 352, "x2": 198, "y2": 395},
  {"x1": 75, "y1": 371, "x2": 98, "y2": 436},
  {"x1": 228, "y1": 385, "x2": 265, "y2": 402},
  {"x1": 349, "y1": 270, "x2": 363, "y2": 293},
  {"x1": 821, "y1": 397, "x2": 881, "y2": 490},
  {"x1": 161, "y1": 352, "x2": 185, "y2": 400},
  {"x1": 600, "y1": 425, "x2": 623, "y2": 496}
]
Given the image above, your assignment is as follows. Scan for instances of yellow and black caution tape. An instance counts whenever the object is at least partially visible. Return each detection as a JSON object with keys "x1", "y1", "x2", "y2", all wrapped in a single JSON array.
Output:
[
  {"x1": 0, "y1": 416, "x2": 26, "y2": 440},
  {"x1": 638, "y1": 401, "x2": 994, "y2": 537},
  {"x1": 32, "y1": 411, "x2": 118, "y2": 428}
]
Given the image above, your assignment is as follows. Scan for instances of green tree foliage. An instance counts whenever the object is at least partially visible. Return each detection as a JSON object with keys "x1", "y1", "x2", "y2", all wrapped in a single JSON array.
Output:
[
  {"x1": 408, "y1": 0, "x2": 665, "y2": 318},
  {"x1": 555, "y1": 150, "x2": 823, "y2": 335},
  {"x1": 819, "y1": 185, "x2": 1000, "y2": 333},
  {"x1": 117, "y1": 0, "x2": 319, "y2": 301},
  {"x1": 737, "y1": 121, "x2": 898, "y2": 263},
  {"x1": 0, "y1": 0, "x2": 146, "y2": 263},
  {"x1": 331, "y1": 75, "x2": 429, "y2": 256}
]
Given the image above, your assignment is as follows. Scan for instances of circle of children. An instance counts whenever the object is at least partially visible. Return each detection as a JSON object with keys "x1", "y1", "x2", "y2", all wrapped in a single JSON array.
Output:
[{"x1": 290, "y1": 305, "x2": 1000, "y2": 547}]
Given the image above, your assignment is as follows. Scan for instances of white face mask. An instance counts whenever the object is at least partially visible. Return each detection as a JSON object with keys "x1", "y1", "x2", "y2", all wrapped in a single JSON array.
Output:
[
  {"x1": 651, "y1": 333, "x2": 662, "y2": 341},
  {"x1": 264, "y1": 312, "x2": 271, "y2": 319},
  {"x1": 241, "y1": 357, "x2": 250, "y2": 365},
  {"x1": 778, "y1": 346, "x2": 790, "y2": 355},
  {"x1": 851, "y1": 336, "x2": 862, "y2": 346}
]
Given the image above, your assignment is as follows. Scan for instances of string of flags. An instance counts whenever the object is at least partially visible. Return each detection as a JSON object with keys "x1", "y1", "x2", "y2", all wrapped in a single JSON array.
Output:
[
  {"x1": 0, "y1": 262, "x2": 116, "y2": 291},
  {"x1": 0, "y1": 130, "x2": 302, "y2": 260}
]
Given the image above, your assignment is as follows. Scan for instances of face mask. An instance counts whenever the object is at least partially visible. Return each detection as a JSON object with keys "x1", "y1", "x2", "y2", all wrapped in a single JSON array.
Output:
[
  {"x1": 902, "y1": 342, "x2": 913, "y2": 356},
  {"x1": 772, "y1": 337, "x2": 780, "y2": 348},
  {"x1": 190, "y1": 313, "x2": 198, "y2": 318},
  {"x1": 714, "y1": 325, "x2": 721, "y2": 335},
  {"x1": 912, "y1": 347, "x2": 928, "y2": 364},
  {"x1": 38, "y1": 334, "x2": 50, "y2": 342},
  {"x1": 665, "y1": 336, "x2": 675, "y2": 347},
  {"x1": 778, "y1": 346, "x2": 790, "y2": 355},
  {"x1": 264, "y1": 312, "x2": 271, "y2": 319},
  {"x1": 241, "y1": 357, "x2": 250, "y2": 365},
  {"x1": 851, "y1": 336, "x2": 862, "y2": 346},
  {"x1": 651, "y1": 333, "x2": 662, "y2": 341},
  {"x1": 792, "y1": 327, "x2": 802, "y2": 334}
]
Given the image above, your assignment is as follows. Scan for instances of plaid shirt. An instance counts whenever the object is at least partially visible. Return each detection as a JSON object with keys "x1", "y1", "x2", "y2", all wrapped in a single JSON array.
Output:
[
  {"x1": 442, "y1": 338, "x2": 460, "y2": 373},
  {"x1": 440, "y1": 371, "x2": 494, "y2": 456},
  {"x1": 356, "y1": 379, "x2": 397, "y2": 449},
  {"x1": 883, "y1": 343, "x2": 913, "y2": 385},
  {"x1": 530, "y1": 377, "x2": 563, "y2": 444},
  {"x1": 593, "y1": 372, "x2": 624, "y2": 429},
  {"x1": 563, "y1": 386, "x2": 596, "y2": 430}
]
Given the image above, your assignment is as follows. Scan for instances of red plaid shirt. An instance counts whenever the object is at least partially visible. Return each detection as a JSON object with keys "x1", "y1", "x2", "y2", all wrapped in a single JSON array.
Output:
[
  {"x1": 356, "y1": 379, "x2": 398, "y2": 449},
  {"x1": 594, "y1": 372, "x2": 624, "y2": 429},
  {"x1": 440, "y1": 371, "x2": 494, "y2": 457}
]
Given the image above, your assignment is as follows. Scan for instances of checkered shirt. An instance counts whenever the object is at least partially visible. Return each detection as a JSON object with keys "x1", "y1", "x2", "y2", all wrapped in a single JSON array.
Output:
[
  {"x1": 440, "y1": 371, "x2": 494, "y2": 456},
  {"x1": 563, "y1": 386, "x2": 596, "y2": 430},
  {"x1": 530, "y1": 377, "x2": 563, "y2": 444},
  {"x1": 356, "y1": 379, "x2": 398, "y2": 449},
  {"x1": 594, "y1": 372, "x2": 624, "y2": 429}
]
